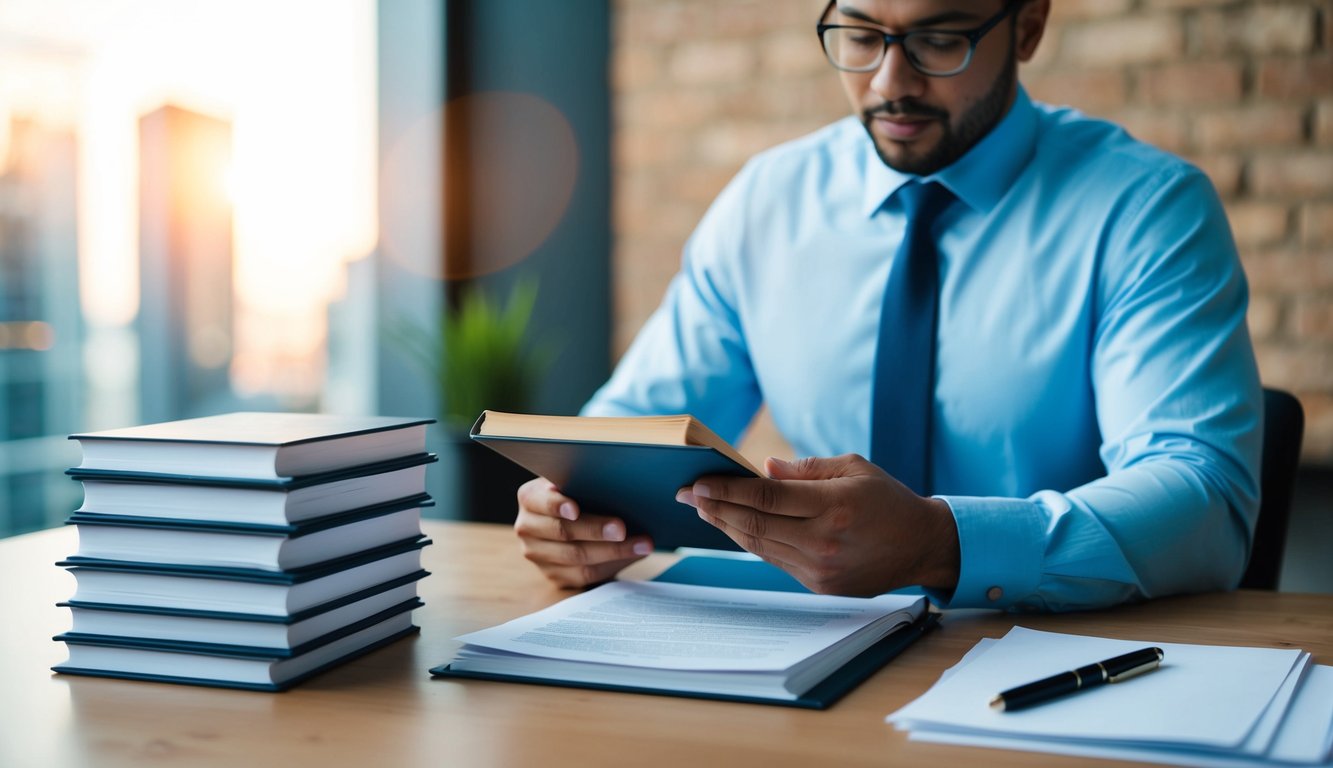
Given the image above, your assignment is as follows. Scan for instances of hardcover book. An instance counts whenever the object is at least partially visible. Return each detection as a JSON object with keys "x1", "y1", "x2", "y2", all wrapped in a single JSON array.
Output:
[
  {"x1": 55, "y1": 605, "x2": 420, "y2": 691},
  {"x1": 470, "y1": 411, "x2": 762, "y2": 551},
  {"x1": 68, "y1": 498, "x2": 428, "y2": 570},
  {"x1": 70, "y1": 458, "x2": 434, "y2": 526},
  {"x1": 59, "y1": 538, "x2": 430, "y2": 615},
  {"x1": 69, "y1": 412, "x2": 434, "y2": 480},
  {"x1": 62, "y1": 581, "x2": 424, "y2": 647}
]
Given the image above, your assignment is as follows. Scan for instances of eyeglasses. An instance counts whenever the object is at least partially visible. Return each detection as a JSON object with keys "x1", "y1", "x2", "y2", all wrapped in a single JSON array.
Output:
[{"x1": 816, "y1": 1, "x2": 1019, "y2": 77}]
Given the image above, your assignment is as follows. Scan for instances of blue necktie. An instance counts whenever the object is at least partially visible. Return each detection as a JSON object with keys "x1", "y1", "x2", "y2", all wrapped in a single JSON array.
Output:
[{"x1": 870, "y1": 181, "x2": 955, "y2": 496}]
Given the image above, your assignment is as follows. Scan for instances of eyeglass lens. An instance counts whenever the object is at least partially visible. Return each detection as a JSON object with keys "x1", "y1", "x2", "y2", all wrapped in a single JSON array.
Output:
[{"x1": 822, "y1": 28, "x2": 972, "y2": 75}]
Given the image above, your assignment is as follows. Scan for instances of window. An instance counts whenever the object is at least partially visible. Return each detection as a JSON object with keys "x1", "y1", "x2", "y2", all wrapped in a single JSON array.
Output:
[{"x1": 0, "y1": 0, "x2": 383, "y2": 536}]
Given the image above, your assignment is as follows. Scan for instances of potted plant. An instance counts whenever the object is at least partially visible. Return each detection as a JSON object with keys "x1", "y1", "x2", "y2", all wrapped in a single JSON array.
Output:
[{"x1": 393, "y1": 278, "x2": 551, "y2": 523}]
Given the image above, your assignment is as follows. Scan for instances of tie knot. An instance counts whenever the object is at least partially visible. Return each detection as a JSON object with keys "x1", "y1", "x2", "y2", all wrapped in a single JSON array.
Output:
[{"x1": 897, "y1": 181, "x2": 954, "y2": 221}]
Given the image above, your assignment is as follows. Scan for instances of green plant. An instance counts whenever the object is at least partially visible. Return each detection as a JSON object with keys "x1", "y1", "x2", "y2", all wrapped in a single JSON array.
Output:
[{"x1": 392, "y1": 279, "x2": 553, "y2": 432}]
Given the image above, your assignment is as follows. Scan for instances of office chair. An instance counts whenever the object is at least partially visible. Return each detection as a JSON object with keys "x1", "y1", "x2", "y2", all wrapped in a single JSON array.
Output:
[{"x1": 1239, "y1": 388, "x2": 1305, "y2": 591}]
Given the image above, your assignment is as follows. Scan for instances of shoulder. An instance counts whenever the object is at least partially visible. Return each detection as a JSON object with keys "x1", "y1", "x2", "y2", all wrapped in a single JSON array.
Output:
[
  {"x1": 1028, "y1": 105, "x2": 1242, "y2": 300},
  {"x1": 1029, "y1": 100, "x2": 1210, "y2": 208}
]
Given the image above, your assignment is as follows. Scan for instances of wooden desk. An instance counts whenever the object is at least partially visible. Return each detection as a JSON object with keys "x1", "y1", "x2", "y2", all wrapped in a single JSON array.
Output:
[{"x1": 2, "y1": 521, "x2": 1330, "y2": 768}]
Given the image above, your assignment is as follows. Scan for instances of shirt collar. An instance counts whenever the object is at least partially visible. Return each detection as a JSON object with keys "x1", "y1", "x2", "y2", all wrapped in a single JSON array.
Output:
[{"x1": 860, "y1": 85, "x2": 1039, "y2": 218}]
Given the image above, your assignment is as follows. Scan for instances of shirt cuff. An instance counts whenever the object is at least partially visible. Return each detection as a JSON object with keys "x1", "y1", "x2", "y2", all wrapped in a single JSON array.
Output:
[{"x1": 926, "y1": 495, "x2": 1047, "y2": 610}]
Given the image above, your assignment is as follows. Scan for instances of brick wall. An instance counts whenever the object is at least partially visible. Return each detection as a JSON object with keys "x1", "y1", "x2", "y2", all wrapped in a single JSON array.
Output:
[{"x1": 611, "y1": 0, "x2": 1333, "y2": 464}]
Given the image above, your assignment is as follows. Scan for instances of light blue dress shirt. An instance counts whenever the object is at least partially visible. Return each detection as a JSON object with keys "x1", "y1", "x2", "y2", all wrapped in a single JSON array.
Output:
[{"x1": 583, "y1": 87, "x2": 1263, "y2": 611}]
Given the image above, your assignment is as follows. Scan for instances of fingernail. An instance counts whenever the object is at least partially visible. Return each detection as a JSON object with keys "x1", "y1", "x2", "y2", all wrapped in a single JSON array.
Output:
[
  {"x1": 675, "y1": 489, "x2": 697, "y2": 507},
  {"x1": 602, "y1": 522, "x2": 625, "y2": 542},
  {"x1": 559, "y1": 502, "x2": 577, "y2": 521},
  {"x1": 693, "y1": 483, "x2": 712, "y2": 499},
  {"x1": 633, "y1": 541, "x2": 652, "y2": 556}
]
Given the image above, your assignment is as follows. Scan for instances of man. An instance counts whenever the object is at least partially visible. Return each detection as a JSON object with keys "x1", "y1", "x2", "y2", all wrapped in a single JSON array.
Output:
[{"x1": 514, "y1": 0, "x2": 1262, "y2": 611}]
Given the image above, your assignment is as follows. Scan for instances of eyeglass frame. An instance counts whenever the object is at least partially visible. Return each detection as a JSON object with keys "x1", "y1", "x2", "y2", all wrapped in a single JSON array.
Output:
[{"x1": 815, "y1": 1, "x2": 1021, "y2": 77}]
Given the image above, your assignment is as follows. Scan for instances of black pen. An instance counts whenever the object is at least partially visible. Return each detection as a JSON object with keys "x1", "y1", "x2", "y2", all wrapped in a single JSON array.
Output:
[{"x1": 990, "y1": 646, "x2": 1164, "y2": 712}]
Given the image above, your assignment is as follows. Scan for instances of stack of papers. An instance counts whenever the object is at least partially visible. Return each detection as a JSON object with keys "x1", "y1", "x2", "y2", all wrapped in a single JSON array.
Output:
[
  {"x1": 889, "y1": 627, "x2": 1333, "y2": 767},
  {"x1": 434, "y1": 580, "x2": 930, "y2": 707}
]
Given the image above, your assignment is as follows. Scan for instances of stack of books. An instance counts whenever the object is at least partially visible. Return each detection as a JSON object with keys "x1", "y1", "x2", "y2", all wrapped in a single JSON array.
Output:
[{"x1": 52, "y1": 412, "x2": 436, "y2": 691}]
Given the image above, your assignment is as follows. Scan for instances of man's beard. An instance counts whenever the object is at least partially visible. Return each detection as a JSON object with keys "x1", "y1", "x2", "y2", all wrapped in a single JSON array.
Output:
[{"x1": 862, "y1": 56, "x2": 1017, "y2": 176}]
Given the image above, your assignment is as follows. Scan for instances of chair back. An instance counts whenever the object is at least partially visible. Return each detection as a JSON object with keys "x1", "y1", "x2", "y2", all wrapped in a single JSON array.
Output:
[{"x1": 1239, "y1": 388, "x2": 1304, "y2": 590}]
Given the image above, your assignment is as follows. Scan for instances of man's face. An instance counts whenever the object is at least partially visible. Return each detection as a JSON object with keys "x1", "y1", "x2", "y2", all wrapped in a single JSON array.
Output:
[{"x1": 829, "y1": 1, "x2": 1025, "y2": 175}]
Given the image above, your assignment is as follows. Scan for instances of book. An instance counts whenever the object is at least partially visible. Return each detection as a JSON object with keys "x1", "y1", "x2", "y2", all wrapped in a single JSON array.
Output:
[
  {"x1": 60, "y1": 538, "x2": 430, "y2": 615},
  {"x1": 55, "y1": 412, "x2": 437, "y2": 691},
  {"x1": 54, "y1": 605, "x2": 419, "y2": 692},
  {"x1": 61, "y1": 581, "x2": 423, "y2": 648},
  {"x1": 68, "y1": 499, "x2": 427, "y2": 571},
  {"x1": 69, "y1": 412, "x2": 433, "y2": 480},
  {"x1": 431, "y1": 580, "x2": 933, "y2": 709},
  {"x1": 471, "y1": 411, "x2": 763, "y2": 550},
  {"x1": 70, "y1": 458, "x2": 434, "y2": 525}
]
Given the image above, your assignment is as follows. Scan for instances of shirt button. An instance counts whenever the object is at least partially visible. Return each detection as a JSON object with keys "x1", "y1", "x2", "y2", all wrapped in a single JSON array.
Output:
[{"x1": 986, "y1": 586, "x2": 1004, "y2": 602}]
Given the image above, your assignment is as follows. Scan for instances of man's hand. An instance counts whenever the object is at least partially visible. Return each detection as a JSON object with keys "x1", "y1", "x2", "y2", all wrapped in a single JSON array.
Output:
[
  {"x1": 513, "y1": 477, "x2": 654, "y2": 588},
  {"x1": 676, "y1": 455, "x2": 960, "y2": 596}
]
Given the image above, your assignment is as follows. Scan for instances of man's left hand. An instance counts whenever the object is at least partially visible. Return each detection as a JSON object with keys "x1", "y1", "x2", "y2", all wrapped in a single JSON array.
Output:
[{"x1": 676, "y1": 454, "x2": 961, "y2": 596}]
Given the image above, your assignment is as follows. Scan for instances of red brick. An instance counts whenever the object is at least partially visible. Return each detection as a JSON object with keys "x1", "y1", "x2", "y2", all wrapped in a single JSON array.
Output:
[
  {"x1": 1063, "y1": 15, "x2": 1186, "y2": 67},
  {"x1": 1119, "y1": 110, "x2": 1191, "y2": 154},
  {"x1": 1294, "y1": 392, "x2": 1333, "y2": 463},
  {"x1": 1188, "y1": 154, "x2": 1244, "y2": 197},
  {"x1": 697, "y1": 121, "x2": 806, "y2": 167},
  {"x1": 1050, "y1": 0, "x2": 1134, "y2": 21},
  {"x1": 667, "y1": 167, "x2": 736, "y2": 207},
  {"x1": 611, "y1": 48, "x2": 662, "y2": 92},
  {"x1": 711, "y1": 0, "x2": 807, "y2": 38},
  {"x1": 617, "y1": 1, "x2": 706, "y2": 45},
  {"x1": 1024, "y1": 69, "x2": 1128, "y2": 113},
  {"x1": 1242, "y1": 247, "x2": 1333, "y2": 292},
  {"x1": 1247, "y1": 292, "x2": 1284, "y2": 340},
  {"x1": 614, "y1": 189, "x2": 701, "y2": 241},
  {"x1": 1327, "y1": 0, "x2": 1333, "y2": 50},
  {"x1": 1316, "y1": 101, "x2": 1333, "y2": 147},
  {"x1": 731, "y1": 78, "x2": 847, "y2": 123},
  {"x1": 760, "y1": 29, "x2": 827, "y2": 77},
  {"x1": 1250, "y1": 153, "x2": 1333, "y2": 198},
  {"x1": 1137, "y1": 60, "x2": 1244, "y2": 107},
  {"x1": 1025, "y1": 26, "x2": 1062, "y2": 71},
  {"x1": 1302, "y1": 203, "x2": 1333, "y2": 247},
  {"x1": 617, "y1": 89, "x2": 721, "y2": 130},
  {"x1": 1193, "y1": 6, "x2": 1318, "y2": 56},
  {"x1": 1256, "y1": 55, "x2": 1333, "y2": 101},
  {"x1": 1194, "y1": 105, "x2": 1307, "y2": 151},
  {"x1": 1146, "y1": 0, "x2": 1234, "y2": 8},
  {"x1": 1226, "y1": 202, "x2": 1292, "y2": 248},
  {"x1": 1291, "y1": 297, "x2": 1333, "y2": 341},
  {"x1": 1255, "y1": 342, "x2": 1333, "y2": 392},
  {"x1": 668, "y1": 39, "x2": 756, "y2": 84},
  {"x1": 613, "y1": 130, "x2": 690, "y2": 171}
]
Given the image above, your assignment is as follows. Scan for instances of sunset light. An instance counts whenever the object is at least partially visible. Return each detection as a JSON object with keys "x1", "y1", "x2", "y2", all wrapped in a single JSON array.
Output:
[{"x1": 0, "y1": 0, "x2": 378, "y2": 403}]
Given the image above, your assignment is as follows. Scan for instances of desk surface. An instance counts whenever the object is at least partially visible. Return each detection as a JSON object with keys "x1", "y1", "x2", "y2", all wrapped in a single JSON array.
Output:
[{"x1": 2, "y1": 521, "x2": 1330, "y2": 768}]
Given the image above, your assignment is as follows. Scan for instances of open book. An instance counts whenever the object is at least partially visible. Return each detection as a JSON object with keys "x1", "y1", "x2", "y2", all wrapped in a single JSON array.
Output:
[
  {"x1": 432, "y1": 580, "x2": 933, "y2": 709},
  {"x1": 471, "y1": 411, "x2": 762, "y2": 550}
]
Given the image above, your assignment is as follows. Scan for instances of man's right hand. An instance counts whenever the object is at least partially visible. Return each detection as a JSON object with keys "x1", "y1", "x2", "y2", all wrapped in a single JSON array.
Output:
[{"x1": 513, "y1": 477, "x2": 654, "y2": 588}]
